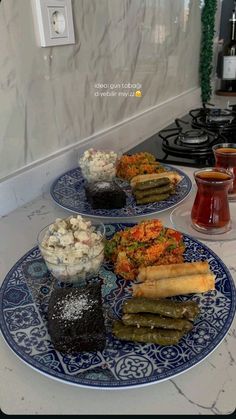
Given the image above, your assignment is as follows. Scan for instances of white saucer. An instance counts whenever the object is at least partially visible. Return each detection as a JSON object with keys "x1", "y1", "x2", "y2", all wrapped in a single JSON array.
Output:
[{"x1": 170, "y1": 200, "x2": 236, "y2": 241}]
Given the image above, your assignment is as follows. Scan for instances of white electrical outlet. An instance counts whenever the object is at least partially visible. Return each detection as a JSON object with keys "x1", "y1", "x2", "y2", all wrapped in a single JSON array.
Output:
[
  {"x1": 31, "y1": 0, "x2": 75, "y2": 47},
  {"x1": 48, "y1": 7, "x2": 68, "y2": 38}
]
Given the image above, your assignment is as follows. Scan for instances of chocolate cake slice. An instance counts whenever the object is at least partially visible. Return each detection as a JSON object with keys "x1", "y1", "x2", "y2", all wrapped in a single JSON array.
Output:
[
  {"x1": 47, "y1": 283, "x2": 106, "y2": 353},
  {"x1": 84, "y1": 181, "x2": 126, "y2": 209}
]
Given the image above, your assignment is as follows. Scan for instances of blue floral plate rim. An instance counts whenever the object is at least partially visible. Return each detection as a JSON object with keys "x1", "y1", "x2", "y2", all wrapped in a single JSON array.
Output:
[
  {"x1": 50, "y1": 164, "x2": 192, "y2": 218},
  {"x1": 0, "y1": 224, "x2": 235, "y2": 389}
]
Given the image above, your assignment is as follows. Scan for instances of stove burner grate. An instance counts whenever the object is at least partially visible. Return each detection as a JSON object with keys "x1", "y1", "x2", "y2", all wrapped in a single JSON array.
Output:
[
  {"x1": 179, "y1": 130, "x2": 209, "y2": 145},
  {"x1": 189, "y1": 104, "x2": 236, "y2": 135},
  {"x1": 158, "y1": 117, "x2": 222, "y2": 162},
  {"x1": 207, "y1": 108, "x2": 234, "y2": 123}
]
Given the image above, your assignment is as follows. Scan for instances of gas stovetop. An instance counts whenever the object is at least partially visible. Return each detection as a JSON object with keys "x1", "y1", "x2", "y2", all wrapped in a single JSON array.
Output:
[{"x1": 129, "y1": 104, "x2": 236, "y2": 168}]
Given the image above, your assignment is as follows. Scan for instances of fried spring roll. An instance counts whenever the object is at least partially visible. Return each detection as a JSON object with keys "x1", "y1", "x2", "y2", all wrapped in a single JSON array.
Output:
[
  {"x1": 133, "y1": 273, "x2": 215, "y2": 299},
  {"x1": 113, "y1": 321, "x2": 184, "y2": 345},
  {"x1": 123, "y1": 297, "x2": 200, "y2": 320},
  {"x1": 134, "y1": 184, "x2": 173, "y2": 199},
  {"x1": 138, "y1": 261, "x2": 210, "y2": 282},
  {"x1": 122, "y1": 313, "x2": 193, "y2": 332},
  {"x1": 136, "y1": 193, "x2": 170, "y2": 205},
  {"x1": 130, "y1": 172, "x2": 182, "y2": 188},
  {"x1": 133, "y1": 177, "x2": 170, "y2": 191}
]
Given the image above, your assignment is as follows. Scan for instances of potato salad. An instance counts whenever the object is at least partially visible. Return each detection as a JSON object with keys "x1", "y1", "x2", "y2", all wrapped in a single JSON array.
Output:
[
  {"x1": 79, "y1": 148, "x2": 118, "y2": 182},
  {"x1": 39, "y1": 215, "x2": 104, "y2": 283}
]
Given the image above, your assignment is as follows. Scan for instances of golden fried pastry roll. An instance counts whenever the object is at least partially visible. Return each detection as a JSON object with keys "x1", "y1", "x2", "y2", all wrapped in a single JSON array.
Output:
[
  {"x1": 133, "y1": 178, "x2": 170, "y2": 191},
  {"x1": 138, "y1": 261, "x2": 210, "y2": 282},
  {"x1": 130, "y1": 172, "x2": 182, "y2": 188},
  {"x1": 133, "y1": 273, "x2": 215, "y2": 298}
]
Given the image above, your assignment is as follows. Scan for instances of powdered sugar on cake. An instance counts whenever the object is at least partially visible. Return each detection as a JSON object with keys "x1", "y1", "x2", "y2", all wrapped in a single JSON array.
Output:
[
  {"x1": 94, "y1": 181, "x2": 112, "y2": 190},
  {"x1": 52, "y1": 293, "x2": 95, "y2": 321}
]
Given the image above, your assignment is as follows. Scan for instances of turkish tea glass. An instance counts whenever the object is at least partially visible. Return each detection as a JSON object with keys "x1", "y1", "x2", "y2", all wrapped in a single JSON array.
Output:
[
  {"x1": 212, "y1": 143, "x2": 236, "y2": 201},
  {"x1": 191, "y1": 168, "x2": 233, "y2": 234}
]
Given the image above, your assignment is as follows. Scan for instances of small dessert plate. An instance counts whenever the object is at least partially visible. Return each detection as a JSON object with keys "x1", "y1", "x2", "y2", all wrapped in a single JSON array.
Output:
[{"x1": 170, "y1": 200, "x2": 236, "y2": 241}]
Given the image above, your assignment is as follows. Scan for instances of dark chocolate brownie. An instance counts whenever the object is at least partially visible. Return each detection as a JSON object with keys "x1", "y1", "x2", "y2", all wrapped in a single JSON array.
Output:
[
  {"x1": 84, "y1": 181, "x2": 126, "y2": 209},
  {"x1": 47, "y1": 283, "x2": 106, "y2": 353}
]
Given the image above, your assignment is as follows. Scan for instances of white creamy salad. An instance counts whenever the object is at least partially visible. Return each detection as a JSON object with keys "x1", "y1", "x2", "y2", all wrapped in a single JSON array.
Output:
[
  {"x1": 79, "y1": 148, "x2": 118, "y2": 182},
  {"x1": 39, "y1": 215, "x2": 104, "y2": 283}
]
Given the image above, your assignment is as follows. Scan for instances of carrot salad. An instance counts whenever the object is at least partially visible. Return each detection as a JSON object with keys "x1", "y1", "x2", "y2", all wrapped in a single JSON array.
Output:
[
  {"x1": 104, "y1": 220, "x2": 185, "y2": 280},
  {"x1": 116, "y1": 152, "x2": 165, "y2": 181}
]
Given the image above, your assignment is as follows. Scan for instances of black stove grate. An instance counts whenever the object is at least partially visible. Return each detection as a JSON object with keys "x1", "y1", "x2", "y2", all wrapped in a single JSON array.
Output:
[
  {"x1": 128, "y1": 106, "x2": 236, "y2": 168},
  {"x1": 158, "y1": 118, "x2": 221, "y2": 163},
  {"x1": 189, "y1": 104, "x2": 236, "y2": 140}
]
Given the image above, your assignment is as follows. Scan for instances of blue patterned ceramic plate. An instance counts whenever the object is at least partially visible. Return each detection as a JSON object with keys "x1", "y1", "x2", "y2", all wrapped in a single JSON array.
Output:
[
  {"x1": 50, "y1": 165, "x2": 192, "y2": 218},
  {"x1": 0, "y1": 223, "x2": 235, "y2": 389}
]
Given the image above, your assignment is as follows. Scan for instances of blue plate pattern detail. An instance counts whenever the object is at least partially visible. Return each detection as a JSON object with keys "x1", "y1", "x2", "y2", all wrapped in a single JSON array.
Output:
[
  {"x1": 50, "y1": 165, "x2": 192, "y2": 217},
  {"x1": 0, "y1": 223, "x2": 235, "y2": 389}
]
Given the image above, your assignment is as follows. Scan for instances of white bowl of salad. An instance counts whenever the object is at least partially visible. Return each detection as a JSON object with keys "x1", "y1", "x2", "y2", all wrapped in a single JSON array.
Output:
[
  {"x1": 78, "y1": 148, "x2": 118, "y2": 182},
  {"x1": 38, "y1": 215, "x2": 105, "y2": 285}
]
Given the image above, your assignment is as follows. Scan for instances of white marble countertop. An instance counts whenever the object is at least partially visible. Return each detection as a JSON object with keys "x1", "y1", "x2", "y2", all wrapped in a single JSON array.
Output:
[{"x1": 0, "y1": 165, "x2": 235, "y2": 415}]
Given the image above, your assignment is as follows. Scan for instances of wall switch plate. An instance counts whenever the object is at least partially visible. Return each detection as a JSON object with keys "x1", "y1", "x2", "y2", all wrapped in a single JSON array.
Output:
[{"x1": 31, "y1": 0, "x2": 75, "y2": 47}]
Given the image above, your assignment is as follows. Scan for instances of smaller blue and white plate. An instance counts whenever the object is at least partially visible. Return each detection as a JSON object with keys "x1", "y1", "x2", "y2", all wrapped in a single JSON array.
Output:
[
  {"x1": 50, "y1": 165, "x2": 192, "y2": 218},
  {"x1": 0, "y1": 223, "x2": 235, "y2": 389}
]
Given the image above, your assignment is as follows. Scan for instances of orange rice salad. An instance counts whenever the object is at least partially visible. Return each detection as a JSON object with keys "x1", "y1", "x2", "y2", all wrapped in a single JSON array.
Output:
[
  {"x1": 116, "y1": 152, "x2": 165, "y2": 181},
  {"x1": 104, "y1": 219, "x2": 185, "y2": 280}
]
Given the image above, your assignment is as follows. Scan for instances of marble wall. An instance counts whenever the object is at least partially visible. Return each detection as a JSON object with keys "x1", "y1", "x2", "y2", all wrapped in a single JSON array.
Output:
[{"x1": 0, "y1": 0, "x2": 202, "y2": 180}]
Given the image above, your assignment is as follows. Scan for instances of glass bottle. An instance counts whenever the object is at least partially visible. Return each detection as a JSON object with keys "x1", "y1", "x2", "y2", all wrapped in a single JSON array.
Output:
[{"x1": 220, "y1": 1, "x2": 236, "y2": 92}]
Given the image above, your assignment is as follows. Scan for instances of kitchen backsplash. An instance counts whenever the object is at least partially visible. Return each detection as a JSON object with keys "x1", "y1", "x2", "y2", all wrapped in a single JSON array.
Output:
[{"x1": 0, "y1": 0, "x2": 202, "y2": 180}]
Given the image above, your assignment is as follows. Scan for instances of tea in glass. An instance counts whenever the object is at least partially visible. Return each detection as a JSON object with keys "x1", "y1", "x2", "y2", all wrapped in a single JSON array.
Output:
[
  {"x1": 212, "y1": 143, "x2": 236, "y2": 200},
  {"x1": 191, "y1": 168, "x2": 233, "y2": 234}
]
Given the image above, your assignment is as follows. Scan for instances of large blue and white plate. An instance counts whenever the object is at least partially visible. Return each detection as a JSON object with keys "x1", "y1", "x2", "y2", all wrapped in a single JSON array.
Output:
[
  {"x1": 0, "y1": 223, "x2": 235, "y2": 389},
  {"x1": 50, "y1": 165, "x2": 192, "y2": 218}
]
